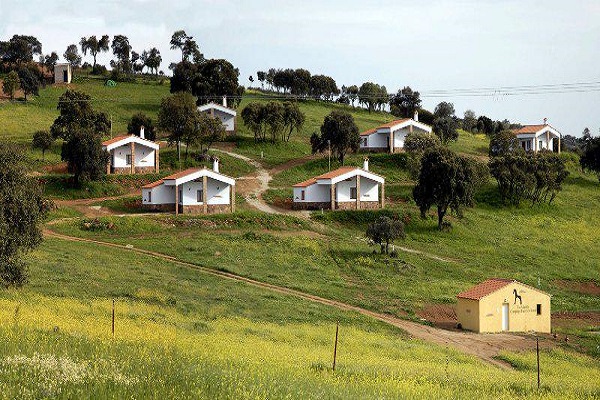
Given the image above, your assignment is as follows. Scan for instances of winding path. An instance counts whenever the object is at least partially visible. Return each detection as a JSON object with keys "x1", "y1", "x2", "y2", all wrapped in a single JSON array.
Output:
[{"x1": 45, "y1": 227, "x2": 549, "y2": 369}]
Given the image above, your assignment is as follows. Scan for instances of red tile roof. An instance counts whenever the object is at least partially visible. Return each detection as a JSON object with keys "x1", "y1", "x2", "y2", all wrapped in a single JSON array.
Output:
[
  {"x1": 163, "y1": 168, "x2": 203, "y2": 180},
  {"x1": 377, "y1": 118, "x2": 411, "y2": 129},
  {"x1": 456, "y1": 278, "x2": 514, "y2": 300},
  {"x1": 102, "y1": 135, "x2": 131, "y2": 146},
  {"x1": 142, "y1": 179, "x2": 164, "y2": 189},
  {"x1": 514, "y1": 125, "x2": 546, "y2": 134},
  {"x1": 360, "y1": 128, "x2": 377, "y2": 136},
  {"x1": 314, "y1": 166, "x2": 357, "y2": 180},
  {"x1": 292, "y1": 178, "x2": 318, "y2": 188}
]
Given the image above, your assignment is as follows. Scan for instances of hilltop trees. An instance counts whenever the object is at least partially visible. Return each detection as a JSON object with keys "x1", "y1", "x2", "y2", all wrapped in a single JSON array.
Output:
[
  {"x1": 50, "y1": 90, "x2": 110, "y2": 139},
  {"x1": 79, "y1": 35, "x2": 110, "y2": 71},
  {"x1": 17, "y1": 66, "x2": 41, "y2": 100},
  {"x1": 241, "y1": 101, "x2": 305, "y2": 143},
  {"x1": 170, "y1": 30, "x2": 203, "y2": 63},
  {"x1": 110, "y1": 35, "x2": 132, "y2": 73},
  {"x1": 366, "y1": 216, "x2": 405, "y2": 255},
  {"x1": 0, "y1": 35, "x2": 42, "y2": 65},
  {"x1": 141, "y1": 47, "x2": 162, "y2": 75},
  {"x1": 358, "y1": 82, "x2": 388, "y2": 112},
  {"x1": 127, "y1": 113, "x2": 157, "y2": 141},
  {"x1": 2, "y1": 70, "x2": 20, "y2": 100},
  {"x1": 432, "y1": 101, "x2": 459, "y2": 144},
  {"x1": 311, "y1": 111, "x2": 360, "y2": 164},
  {"x1": 413, "y1": 147, "x2": 485, "y2": 229},
  {"x1": 158, "y1": 92, "x2": 198, "y2": 160},
  {"x1": 43, "y1": 52, "x2": 58, "y2": 74},
  {"x1": 463, "y1": 110, "x2": 477, "y2": 132},
  {"x1": 580, "y1": 137, "x2": 600, "y2": 181},
  {"x1": 63, "y1": 44, "x2": 81, "y2": 68},
  {"x1": 389, "y1": 86, "x2": 421, "y2": 118},
  {"x1": 193, "y1": 59, "x2": 241, "y2": 105},
  {"x1": 489, "y1": 130, "x2": 520, "y2": 157},
  {"x1": 0, "y1": 145, "x2": 48, "y2": 287}
]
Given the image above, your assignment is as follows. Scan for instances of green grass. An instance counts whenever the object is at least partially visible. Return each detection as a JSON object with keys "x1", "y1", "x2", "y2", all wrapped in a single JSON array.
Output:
[
  {"x1": 1, "y1": 238, "x2": 598, "y2": 398},
  {"x1": 159, "y1": 148, "x2": 256, "y2": 178},
  {"x1": 449, "y1": 130, "x2": 490, "y2": 157},
  {"x1": 41, "y1": 174, "x2": 162, "y2": 200}
]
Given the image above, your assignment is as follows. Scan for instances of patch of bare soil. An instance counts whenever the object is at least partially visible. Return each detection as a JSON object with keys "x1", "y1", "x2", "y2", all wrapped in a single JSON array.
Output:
[
  {"x1": 554, "y1": 280, "x2": 600, "y2": 296},
  {"x1": 43, "y1": 162, "x2": 69, "y2": 174},
  {"x1": 553, "y1": 311, "x2": 600, "y2": 329},
  {"x1": 417, "y1": 304, "x2": 459, "y2": 330}
]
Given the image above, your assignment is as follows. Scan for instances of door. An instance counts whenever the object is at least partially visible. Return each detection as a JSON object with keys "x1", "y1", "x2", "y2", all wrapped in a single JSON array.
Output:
[
  {"x1": 63, "y1": 70, "x2": 68, "y2": 82},
  {"x1": 502, "y1": 303, "x2": 509, "y2": 331}
]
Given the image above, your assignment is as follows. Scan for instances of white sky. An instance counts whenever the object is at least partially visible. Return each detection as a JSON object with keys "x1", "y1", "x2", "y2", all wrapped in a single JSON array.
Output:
[{"x1": 1, "y1": 0, "x2": 599, "y2": 136}]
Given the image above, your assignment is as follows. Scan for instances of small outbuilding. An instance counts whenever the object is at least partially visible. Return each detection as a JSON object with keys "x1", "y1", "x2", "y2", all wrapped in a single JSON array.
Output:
[
  {"x1": 359, "y1": 112, "x2": 432, "y2": 153},
  {"x1": 456, "y1": 278, "x2": 551, "y2": 333},
  {"x1": 292, "y1": 158, "x2": 385, "y2": 210},
  {"x1": 142, "y1": 158, "x2": 235, "y2": 215},
  {"x1": 513, "y1": 119, "x2": 561, "y2": 153},
  {"x1": 54, "y1": 63, "x2": 72, "y2": 84},
  {"x1": 198, "y1": 96, "x2": 237, "y2": 133},
  {"x1": 102, "y1": 128, "x2": 160, "y2": 174}
]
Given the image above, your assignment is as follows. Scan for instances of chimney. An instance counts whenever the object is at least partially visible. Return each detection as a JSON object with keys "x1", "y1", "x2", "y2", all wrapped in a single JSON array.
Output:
[
  {"x1": 140, "y1": 125, "x2": 145, "y2": 139},
  {"x1": 213, "y1": 157, "x2": 220, "y2": 173},
  {"x1": 543, "y1": 118, "x2": 547, "y2": 125},
  {"x1": 414, "y1": 110, "x2": 419, "y2": 122},
  {"x1": 222, "y1": 95, "x2": 227, "y2": 108},
  {"x1": 363, "y1": 157, "x2": 369, "y2": 171}
]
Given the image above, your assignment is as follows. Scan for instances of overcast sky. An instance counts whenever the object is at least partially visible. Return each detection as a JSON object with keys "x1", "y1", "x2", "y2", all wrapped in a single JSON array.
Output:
[{"x1": 1, "y1": 0, "x2": 599, "y2": 136}]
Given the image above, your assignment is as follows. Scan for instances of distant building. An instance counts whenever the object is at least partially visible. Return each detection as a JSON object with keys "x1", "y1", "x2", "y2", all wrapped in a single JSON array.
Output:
[
  {"x1": 360, "y1": 112, "x2": 432, "y2": 153},
  {"x1": 513, "y1": 119, "x2": 561, "y2": 153},
  {"x1": 456, "y1": 278, "x2": 551, "y2": 333},
  {"x1": 54, "y1": 63, "x2": 72, "y2": 84},
  {"x1": 142, "y1": 159, "x2": 235, "y2": 215},
  {"x1": 198, "y1": 96, "x2": 237, "y2": 133},
  {"x1": 292, "y1": 158, "x2": 385, "y2": 210},
  {"x1": 102, "y1": 127, "x2": 160, "y2": 174}
]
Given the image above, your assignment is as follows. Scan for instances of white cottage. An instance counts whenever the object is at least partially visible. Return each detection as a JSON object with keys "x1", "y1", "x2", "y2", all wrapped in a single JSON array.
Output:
[
  {"x1": 292, "y1": 159, "x2": 385, "y2": 210},
  {"x1": 142, "y1": 159, "x2": 235, "y2": 215},
  {"x1": 514, "y1": 120, "x2": 561, "y2": 153},
  {"x1": 102, "y1": 129, "x2": 160, "y2": 174},
  {"x1": 360, "y1": 112, "x2": 432, "y2": 153},
  {"x1": 198, "y1": 97, "x2": 237, "y2": 133},
  {"x1": 54, "y1": 63, "x2": 72, "y2": 84}
]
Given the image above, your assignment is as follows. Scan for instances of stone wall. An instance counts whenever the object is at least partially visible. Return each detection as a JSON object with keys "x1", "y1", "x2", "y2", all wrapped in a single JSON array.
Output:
[
  {"x1": 359, "y1": 147, "x2": 389, "y2": 153},
  {"x1": 111, "y1": 167, "x2": 131, "y2": 175},
  {"x1": 181, "y1": 204, "x2": 232, "y2": 214},
  {"x1": 143, "y1": 204, "x2": 176, "y2": 212},
  {"x1": 292, "y1": 201, "x2": 331, "y2": 210},
  {"x1": 337, "y1": 201, "x2": 381, "y2": 210},
  {"x1": 135, "y1": 166, "x2": 157, "y2": 174}
]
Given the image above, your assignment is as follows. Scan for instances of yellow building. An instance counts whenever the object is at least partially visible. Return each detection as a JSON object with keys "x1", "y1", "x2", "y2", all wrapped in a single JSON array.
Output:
[{"x1": 456, "y1": 278, "x2": 551, "y2": 333}]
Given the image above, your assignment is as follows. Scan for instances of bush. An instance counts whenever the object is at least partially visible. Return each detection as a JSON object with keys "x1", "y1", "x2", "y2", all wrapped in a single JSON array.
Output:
[
  {"x1": 80, "y1": 218, "x2": 115, "y2": 232},
  {"x1": 91, "y1": 64, "x2": 107, "y2": 75},
  {"x1": 0, "y1": 257, "x2": 28, "y2": 288}
]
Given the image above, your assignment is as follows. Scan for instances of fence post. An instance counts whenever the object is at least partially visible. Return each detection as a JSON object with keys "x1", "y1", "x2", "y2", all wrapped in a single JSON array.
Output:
[
  {"x1": 112, "y1": 299, "x2": 115, "y2": 338},
  {"x1": 332, "y1": 322, "x2": 339, "y2": 371},
  {"x1": 536, "y1": 336, "x2": 540, "y2": 389}
]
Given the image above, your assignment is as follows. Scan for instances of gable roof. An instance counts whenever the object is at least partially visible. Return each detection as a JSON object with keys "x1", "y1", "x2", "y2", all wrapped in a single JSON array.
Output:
[
  {"x1": 360, "y1": 118, "x2": 432, "y2": 136},
  {"x1": 198, "y1": 102, "x2": 237, "y2": 116},
  {"x1": 142, "y1": 179, "x2": 164, "y2": 189},
  {"x1": 102, "y1": 135, "x2": 160, "y2": 151},
  {"x1": 161, "y1": 167, "x2": 236, "y2": 186},
  {"x1": 513, "y1": 124, "x2": 561, "y2": 138},
  {"x1": 293, "y1": 166, "x2": 385, "y2": 187},
  {"x1": 292, "y1": 178, "x2": 318, "y2": 188},
  {"x1": 457, "y1": 278, "x2": 514, "y2": 300}
]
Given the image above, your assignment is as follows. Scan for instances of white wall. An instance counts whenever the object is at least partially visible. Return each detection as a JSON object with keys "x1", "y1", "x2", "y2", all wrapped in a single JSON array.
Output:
[
  {"x1": 360, "y1": 178, "x2": 379, "y2": 202},
  {"x1": 143, "y1": 184, "x2": 174, "y2": 205},
  {"x1": 361, "y1": 132, "x2": 389, "y2": 149},
  {"x1": 213, "y1": 109, "x2": 235, "y2": 132},
  {"x1": 294, "y1": 184, "x2": 330, "y2": 203},
  {"x1": 135, "y1": 147, "x2": 155, "y2": 167},
  {"x1": 393, "y1": 127, "x2": 409, "y2": 149},
  {"x1": 111, "y1": 144, "x2": 130, "y2": 168},
  {"x1": 180, "y1": 178, "x2": 231, "y2": 205}
]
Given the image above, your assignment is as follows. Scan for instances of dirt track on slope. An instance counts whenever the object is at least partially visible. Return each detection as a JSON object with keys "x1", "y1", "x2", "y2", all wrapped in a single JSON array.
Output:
[{"x1": 44, "y1": 228, "x2": 552, "y2": 369}]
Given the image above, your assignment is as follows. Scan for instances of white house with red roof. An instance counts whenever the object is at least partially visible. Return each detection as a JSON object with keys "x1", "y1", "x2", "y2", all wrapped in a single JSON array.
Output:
[
  {"x1": 360, "y1": 112, "x2": 432, "y2": 153},
  {"x1": 142, "y1": 158, "x2": 235, "y2": 215},
  {"x1": 102, "y1": 127, "x2": 160, "y2": 174},
  {"x1": 198, "y1": 96, "x2": 237, "y2": 133},
  {"x1": 292, "y1": 158, "x2": 385, "y2": 210},
  {"x1": 513, "y1": 119, "x2": 561, "y2": 153}
]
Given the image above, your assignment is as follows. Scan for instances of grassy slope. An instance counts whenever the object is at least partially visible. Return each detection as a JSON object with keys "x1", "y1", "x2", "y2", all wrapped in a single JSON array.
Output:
[{"x1": 1, "y1": 238, "x2": 598, "y2": 398}]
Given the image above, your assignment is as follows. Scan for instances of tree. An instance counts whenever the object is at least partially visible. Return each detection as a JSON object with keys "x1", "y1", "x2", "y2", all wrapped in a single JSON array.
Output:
[
  {"x1": 249, "y1": 75, "x2": 254, "y2": 85},
  {"x1": 241, "y1": 102, "x2": 267, "y2": 142},
  {"x1": 489, "y1": 130, "x2": 521, "y2": 157},
  {"x1": 0, "y1": 145, "x2": 47, "y2": 287},
  {"x1": 404, "y1": 132, "x2": 441, "y2": 154},
  {"x1": 79, "y1": 35, "x2": 110, "y2": 70},
  {"x1": 32, "y1": 130, "x2": 55, "y2": 160},
  {"x1": 2, "y1": 70, "x2": 20, "y2": 100},
  {"x1": 477, "y1": 115, "x2": 495, "y2": 136},
  {"x1": 43, "y1": 52, "x2": 59, "y2": 74},
  {"x1": 17, "y1": 66, "x2": 40, "y2": 101},
  {"x1": 143, "y1": 47, "x2": 162, "y2": 75},
  {"x1": 0, "y1": 35, "x2": 42, "y2": 65},
  {"x1": 111, "y1": 35, "x2": 132, "y2": 73},
  {"x1": 64, "y1": 44, "x2": 82, "y2": 68},
  {"x1": 358, "y1": 82, "x2": 387, "y2": 113},
  {"x1": 170, "y1": 61, "x2": 198, "y2": 93},
  {"x1": 580, "y1": 137, "x2": 600, "y2": 181},
  {"x1": 158, "y1": 92, "x2": 198, "y2": 161},
  {"x1": 389, "y1": 86, "x2": 421, "y2": 118},
  {"x1": 197, "y1": 113, "x2": 226, "y2": 151},
  {"x1": 432, "y1": 101, "x2": 458, "y2": 144},
  {"x1": 51, "y1": 90, "x2": 110, "y2": 140},
  {"x1": 61, "y1": 130, "x2": 110, "y2": 186},
  {"x1": 192, "y1": 59, "x2": 240, "y2": 104},
  {"x1": 366, "y1": 216, "x2": 405, "y2": 254},
  {"x1": 257, "y1": 71, "x2": 266, "y2": 89},
  {"x1": 170, "y1": 30, "x2": 189, "y2": 61},
  {"x1": 413, "y1": 147, "x2": 483, "y2": 229},
  {"x1": 127, "y1": 113, "x2": 157, "y2": 141},
  {"x1": 282, "y1": 101, "x2": 305, "y2": 141},
  {"x1": 346, "y1": 85, "x2": 359, "y2": 107},
  {"x1": 463, "y1": 110, "x2": 477, "y2": 132},
  {"x1": 311, "y1": 111, "x2": 360, "y2": 164}
]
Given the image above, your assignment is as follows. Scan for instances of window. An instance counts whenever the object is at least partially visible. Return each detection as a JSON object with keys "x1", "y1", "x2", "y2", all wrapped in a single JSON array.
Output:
[
  {"x1": 539, "y1": 140, "x2": 543, "y2": 150},
  {"x1": 197, "y1": 189, "x2": 203, "y2": 203},
  {"x1": 350, "y1": 187, "x2": 357, "y2": 200},
  {"x1": 126, "y1": 154, "x2": 132, "y2": 165},
  {"x1": 536, "y1": 304, "x2": 542, "y2": 315},
  {"x1": 148, "y1": 192, "x2": 152, "y2": 203},
  {"x1": 301, "y1": 190, "x2": 305, "y2": 200},
  {"x1": 362, "y1": 137, "x2": 367, "y2": 146}
]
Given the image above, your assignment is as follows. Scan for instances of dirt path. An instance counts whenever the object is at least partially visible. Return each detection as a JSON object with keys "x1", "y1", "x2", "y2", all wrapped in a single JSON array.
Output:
[
  {"x1": 44, "y1": 228, "x2": 549, "y2": 369},
  {"x1": 54, "y1": 192, "x2": 137, "y2": 218}
]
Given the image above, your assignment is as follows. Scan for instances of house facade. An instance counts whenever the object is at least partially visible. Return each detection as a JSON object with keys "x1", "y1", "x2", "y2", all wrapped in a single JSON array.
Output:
[
  {"x1": 54, "y1": 63, "x2": 72, "y2": 84},
  {"x1": 456, "y1": 278, "x2": 551, "y2": 333},
  {"x1": 142, "y1": 159, "x2": 235, "y2": 215},
  {"x1": 514, "y1": 121, "x2": 561, "y2": 153},
  {"x1": 292, "y1": 159, "x2": 385, "y2": 210},
  {"x1": 198, "y1": 97, "x2": 237, "y2": 133},
  {"x1": 102, "y1": 130, "x2": 160, "y2": 174},
  {"x1": 360, "y1": 113, "x2": 432, "y2": 153}
]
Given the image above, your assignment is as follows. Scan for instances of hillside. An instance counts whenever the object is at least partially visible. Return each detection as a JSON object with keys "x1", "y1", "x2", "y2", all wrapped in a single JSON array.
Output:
[{"x1": 1, "y1": 78, "x2": 599, "y2": 398}]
